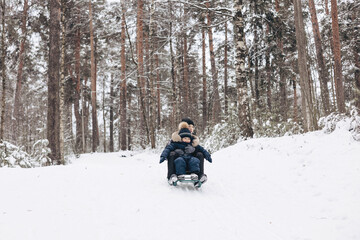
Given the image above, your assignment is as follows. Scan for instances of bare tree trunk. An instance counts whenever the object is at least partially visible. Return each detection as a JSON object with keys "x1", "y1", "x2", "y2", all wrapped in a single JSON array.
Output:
[
  {"x1": 74, "y1": 4, "x2": 82, "y2": 154},
  {"x1": 127, "y1": 86, "x2": 132, "y2": 150},
  {"x1": 207, "y1": 1, "x2": 221, "y2": 124},
  {"x1": 120, "y1": 4, "x2": 127, "y2": 151},
  {"x1": 59, "y1": 0, "x2": 67, "y2": 164},
  {"x1": 266, "y1": 23, "x2": 272, "y2": 111},
  {"x1": 109, "y1": 75, "x2": 114, "y2": 152},
  {"x1": 149, "y1": 0, "x2": 156, "y2": 149},
  {"x1": 325, "y1": 0, "x2": 330, "y2": 15},
  {"x1": 156, "y1": 53, "x2": 161, "y2": 129},
  {"x1": 331, "y1": 0, "x2": 345, "y2": 113},
  {"x1": 224, "y1": 20, "x2": 229, "y2": 116},
  {"x1": 353, "y1": 8, "x2": 360, "y2": 109},
  {"x1": 48, "y1": 0, "x2": 61, "y2": 162},
  {"x1": 169, "y1": 0, "x2": 177, "y2": 130},
  {"x1": 201, "y1": 16, "x2": 207, "y2": 130},
  {"x1": 13, "y1": 0, "x2": 28, "y2": 143},
  {"x1": 293, "y1": 0, "x2": 315, "y2": 132},
  {"x1": 234, "y1": 0, "x2": 253, "y2": 138},
  {"x1": 293, "y1": 78, "x2": 298, "y2": 123},
  {"x1": 89, "y1": 0, "x2": 99, "y2": 152},
  {"x1": 0, "y1": 0, "x2": 6, "y2": 141},
  {"x1": 137, "y1": 0, "x2": 149, "y2": 147},
  {"x1": 253, "y1": 1, "x2": 260, "y2": 109},
  {"x1": 183, "y1": 7, "x2": 190, "y2": 116},
  {"x1": 275, "y1": 0, "x2": 287, "y2": 119},
  {"x1": 309, "y1": 0, "x2": 330, "y2": 114}
]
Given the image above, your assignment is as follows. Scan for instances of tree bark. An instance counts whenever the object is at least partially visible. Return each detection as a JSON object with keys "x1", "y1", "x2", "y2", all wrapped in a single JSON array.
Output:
[
  {"x1": 149, "y1": 0, "x2": 156, "y2": 149},
  {"x1": 48, "y1": 0, "x2": 61, "y2": 162},
  {"x1": 109, "y1": 75, "x2": 114, "y2": 152},
  {"x1": 266, "y1": 23, "x2": 272, "y2": 111},
  {"x1": 169, "y1": 0, "x2": 177, "y2": 130},
  {"x1": 201, "y1": 15, "x2": 207, "y2": 129},
  {"x1": 0, "y1": 0, "x2": 6, "y2": 141},
  {"x1": 253, "y1": 1, "x2": 260, "y2": 109},
  {"x1": 308, "y1": 0, "x2": 330, "y2": 114},
  {"x1": 224, "y1": 20, "x2": 229, "y2": 116},
  {"x1": 234, "y1": 0, "x2": 253, "y2": 139},
  {"x1": 275, "y1": 0, "x2": 287, "y2": 119},
  {"x1": 293, "y1": 78, "x2": 298, "y2": 123},
  {"x1": 353, "y1": 8, "x2": 360, "y2": 109},
  {"x1": 74, "y1": 5, "x2": 82, "y2": 153},
  {"x1": 183, "y1": 6, "x2": 190, "y2": 116},
  {"x1": 120, "y1": 4, "x2": 127, "y2": 150},
  {"x1": 325, "y1": 0, "x2": 330, "y2": 15},
  {"x1": 207, "y1": 1, "x2": 221, "y2": 124},
  {"x1": 59, "y1": 0, "x2": 66, "y2": 164},
  {"x1": 293, "y1": 0, "x2": 316, "y2": 132},
  {"x1": 156, "y1": 52, "x2": 161, "y2": 129},
  {"x1": 331, "y1": 0, "x2": 346, "y2": 113},
  {"x1": 13, "y1": 0, "x2": 28, "y2": 143},
  {"x1": 137, "y1": 0, "x2": 149, "y2": 147},
  {"x1": 89, "y1": 0, "x2": 99, "y2": 152}
]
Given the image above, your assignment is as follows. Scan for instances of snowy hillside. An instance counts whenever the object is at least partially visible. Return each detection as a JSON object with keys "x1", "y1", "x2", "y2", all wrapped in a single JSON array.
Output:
[{"x1": 0, "y1": 127, "x2": 359, "y2": 240}]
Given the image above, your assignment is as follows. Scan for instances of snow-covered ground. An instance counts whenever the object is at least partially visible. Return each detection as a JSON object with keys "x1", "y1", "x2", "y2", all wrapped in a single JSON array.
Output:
[{"x1": 0, "y1": 127, "x2": 359, "y2": 240}]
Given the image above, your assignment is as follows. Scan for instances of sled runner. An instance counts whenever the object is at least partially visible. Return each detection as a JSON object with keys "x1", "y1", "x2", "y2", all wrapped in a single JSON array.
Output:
[{"x1": 172, "y1": 175, "x2": 202, "y2": 188}]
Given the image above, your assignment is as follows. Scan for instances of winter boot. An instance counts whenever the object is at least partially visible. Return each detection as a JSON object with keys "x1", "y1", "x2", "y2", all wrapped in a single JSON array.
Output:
[
  {"x1": 177, "y1": 175, "x2": 186, "y2": 180},
  {"x1": 168, "y1": 174, "x2": 178, "y2": 185},
  {"x1": 199, "y1": 174, "x2": 207, "y2": 184},
  {"x1": 190, "y1": 173, "x2": 198, "y2": 180}
]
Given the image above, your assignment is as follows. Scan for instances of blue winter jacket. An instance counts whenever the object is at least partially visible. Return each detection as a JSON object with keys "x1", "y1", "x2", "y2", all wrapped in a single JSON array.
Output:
[{"x1": 160, "y1": 141, "x2": 212, "y2": 163}]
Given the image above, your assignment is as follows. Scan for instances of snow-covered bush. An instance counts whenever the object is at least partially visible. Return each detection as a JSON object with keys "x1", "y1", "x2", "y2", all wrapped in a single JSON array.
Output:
[
  {"x1": 0, "y1": 141, "x2": 32, "y2": 168},
  {"x1": 202, "y1": 120, "x2": 241, "y2": 153},
  {"x1": 318, "y1": 106, "x2": 360, "y2": 141},
  {"x1": 0, "y1": 139, "x2": 51, "y2": 168},
  {"x1": 30, "y1": 139, "x2": 52, "y2": 167},
  {"x1": 253, "y1": 112, "x2": 303, "y2": 138}
]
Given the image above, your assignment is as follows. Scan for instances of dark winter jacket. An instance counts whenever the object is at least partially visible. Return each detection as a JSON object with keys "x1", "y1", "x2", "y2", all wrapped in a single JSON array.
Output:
[{"x1": 160, "y1": 141, "x2": 212, "y2": 164}]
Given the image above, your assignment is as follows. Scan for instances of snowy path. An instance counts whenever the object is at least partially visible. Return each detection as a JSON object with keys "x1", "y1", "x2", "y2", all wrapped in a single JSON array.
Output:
[{"x1": 0, "y1": 129, "x2": 359, "y2": 240}]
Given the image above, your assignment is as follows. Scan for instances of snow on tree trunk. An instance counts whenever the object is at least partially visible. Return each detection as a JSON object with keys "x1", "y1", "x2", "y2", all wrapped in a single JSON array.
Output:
[
  {"x1": 120, "y1": 4, "x2": 127, "y2": 151},
  {"x1": 293, "y1": 0, "x2": 316, "y2": 132},
  {"x1": 48, "y1": 0, "x2": 61, "y2": 162},
  {"x1": 234, "y1": 0, "x2": 253, "y2": 139},
  {"x1": 308, "y1": 0, "x2": 331, "y2": 115},
  {"x1": 0, "y1": 0, "x2": 6, "y2": 141},
  {"x1": 137, "y1": 0, "x2": 150, "y2": 147},
  {"x1": 207, "y1": 1, "x2": 221, "y2": 124},
  {"x1": 59, "y1": 0, "x2": 66, "y2": 164},
  {"x1": 331, "y1": 0, "x2": 346, "y2": 113},
  {"x1": 13, "y1": 0, "x2": 28, "y2": 143},
  {"x1": 89, "y1": 0, "x2": 99, "y2": 152}
]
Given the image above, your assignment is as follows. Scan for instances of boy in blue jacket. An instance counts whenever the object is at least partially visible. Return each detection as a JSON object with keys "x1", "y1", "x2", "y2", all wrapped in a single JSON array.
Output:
[{"x1": 160, "y1": 122, "x2": 212, "y2": 183}]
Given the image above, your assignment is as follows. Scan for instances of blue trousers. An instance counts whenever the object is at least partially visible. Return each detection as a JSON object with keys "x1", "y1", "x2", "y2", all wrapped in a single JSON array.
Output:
[{"x1": 174, "y1": 156, "x2": 200, "y2": 175}]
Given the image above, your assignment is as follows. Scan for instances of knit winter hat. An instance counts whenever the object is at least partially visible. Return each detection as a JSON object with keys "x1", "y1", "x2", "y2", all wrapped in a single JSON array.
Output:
[
  {"x1": 181, "y1": 117, "x2": 195, "y2": 126},
  {"x1": 178, "y1": 122, "x2": 192, "y2": 139},
  {"x1": 179, "y1": 127, "x2": 192, "y2": 139}
]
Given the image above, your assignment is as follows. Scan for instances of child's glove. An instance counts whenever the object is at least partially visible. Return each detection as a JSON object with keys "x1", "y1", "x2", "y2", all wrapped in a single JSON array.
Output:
[
  {"x1": 204, "y1": 152, "x2": 212, "y2": 163},
  {"x1": 160, "y1": 156, "x2": 166, "y2": 163}
]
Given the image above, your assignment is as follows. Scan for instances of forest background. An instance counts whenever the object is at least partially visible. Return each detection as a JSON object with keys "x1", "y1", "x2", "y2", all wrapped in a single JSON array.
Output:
[{"x1": 0, "y1": 0, "x2": 359, "y2": 166}]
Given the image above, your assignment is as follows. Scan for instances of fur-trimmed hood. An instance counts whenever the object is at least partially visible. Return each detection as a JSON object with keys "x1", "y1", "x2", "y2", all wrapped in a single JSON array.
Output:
[{"x1": 171, "y1": 131, "x2": 199, "y2": 147}]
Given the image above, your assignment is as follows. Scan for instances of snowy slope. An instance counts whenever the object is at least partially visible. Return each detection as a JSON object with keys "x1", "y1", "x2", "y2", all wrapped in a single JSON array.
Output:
[{"x1": 0, "y1": 127, "x2": 359, "y2": 240}]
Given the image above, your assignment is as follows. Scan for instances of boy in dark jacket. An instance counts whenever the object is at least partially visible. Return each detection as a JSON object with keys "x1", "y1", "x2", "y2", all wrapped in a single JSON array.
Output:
[{"x1": 160, "y1": 122, "x2": 212, "y2": 184}]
